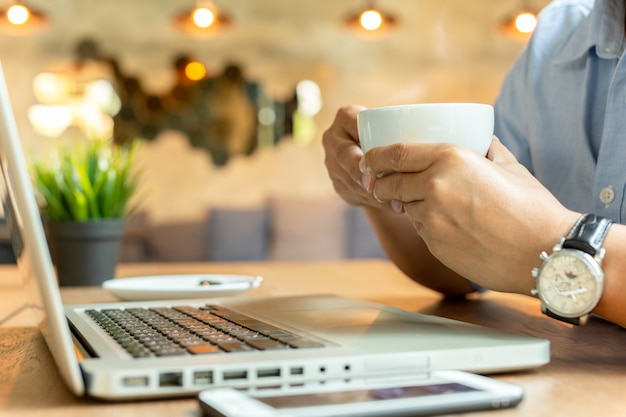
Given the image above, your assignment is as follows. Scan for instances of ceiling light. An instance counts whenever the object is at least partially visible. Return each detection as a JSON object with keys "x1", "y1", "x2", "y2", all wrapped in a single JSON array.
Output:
[
  {"x1": 7, "y1": 4, "x2": 28, "y2": 24},
  {"x1": 0, "y1": 2, "x2": 47, "y2": 35},
  {"x1": 192, "y1": 7, "x2": 215, "y2": 28},
  {"x1": 344, "y1": 1, "x2": 397, "y2": 39},
  {"x1": 498, "y1": 2, "x2": 538, "y2": 43},
  {"x1": 184, "y1": 61, "x2": 207, "y2": 81},
  {"x1": 514, "y1": 12, "x2": 537, "y2": 33},
  {"x1": 175, "y1": 1, "x2": 231, "y2": 38}
]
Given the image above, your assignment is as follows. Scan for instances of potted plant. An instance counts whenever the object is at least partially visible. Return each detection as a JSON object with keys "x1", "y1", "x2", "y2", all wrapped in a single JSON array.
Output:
[{"x1": 31, "y1": 138, "x2": 141, "y2": 286}]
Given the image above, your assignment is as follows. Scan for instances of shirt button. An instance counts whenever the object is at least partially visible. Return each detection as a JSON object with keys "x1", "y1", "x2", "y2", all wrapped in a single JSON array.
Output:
[{"x1": 599, "y1": 186, "x2": 615, "y2": 207}]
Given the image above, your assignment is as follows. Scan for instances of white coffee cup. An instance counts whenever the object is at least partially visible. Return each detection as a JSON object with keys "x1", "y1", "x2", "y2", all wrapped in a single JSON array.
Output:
[{"x1": 357, "y1": 103, "x2": 494, "y2": 156}]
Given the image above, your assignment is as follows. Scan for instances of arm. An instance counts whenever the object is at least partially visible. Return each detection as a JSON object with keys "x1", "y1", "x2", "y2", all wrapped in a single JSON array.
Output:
[
  {"x1": 592, "y1": 225, "x2": 626, "y2": 327},
  {"x1": 363, "y1": 207, "x2": 474, "y2": 297},
  {"x1": 361, "y1": 137, "x2": 626, "y2": 327},
  {"x1": 322, "y1": 106, "x2": 474, "y2": 297}
]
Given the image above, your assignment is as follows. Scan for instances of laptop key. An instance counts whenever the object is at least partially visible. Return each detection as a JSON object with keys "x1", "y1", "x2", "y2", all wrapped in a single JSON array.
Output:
[
  {"x1": 217, "y1": 342, "x2": 254, "y2": 352},
  {"x1": 246, "y1": 339, "x2": 289, "y2": 350},
  {"x1": 153, "y1": 346, "x2": 187, "y2": 356},
  {"x1": 284, "y1": 339, "x2": 326, "y2": 349},
  {"x1": 129, "y1": 347, "x2": 152, "y2": 358},
  {"x1": 187, "y1": 344, "x2": 221, "y2": 354}
]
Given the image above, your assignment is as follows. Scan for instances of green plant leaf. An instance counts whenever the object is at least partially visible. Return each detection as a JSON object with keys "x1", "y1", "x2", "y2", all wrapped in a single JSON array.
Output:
[{"x1": 30, "y1": 139, "x2": 142, "y2": 222}]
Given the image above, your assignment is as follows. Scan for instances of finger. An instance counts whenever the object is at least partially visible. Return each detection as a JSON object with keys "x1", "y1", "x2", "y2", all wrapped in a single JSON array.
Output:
[
  {"x1": 362, "y1": 142, "x2": 485, "y2": 177},
  {"x1": 330, "y1": 129, "x2": 367, "y2": 190},
  {"x1": 402, "y1": 200, "x2": 443, "y2": 239},
  {"x1": 371, "y1": 171, "x2": 427, "y2": 203},
  {"x1": 332, "y1": 170, "x2": 399, "y2": 213},
  {"x1": 361, "y1": 142, "x2": 442, "y2": 176},
  {"x1": 322, "y1": 105, "x2": 364, "y2": 153},
  {"x1": 486, "y1": 136, "x2": 517, "y2": 164},
  {"x1": 323, "y1": 105, "x2": 367, "y2": 187},
  {"x1": 389, "y1": 199, "x2": 404, "y2": 213},
  {"x1": 340, "y1": 143, "x2": 366, "y2": 188},
  {"x1": 337, "y1": 105, "x2": 367, "y2": 145}
]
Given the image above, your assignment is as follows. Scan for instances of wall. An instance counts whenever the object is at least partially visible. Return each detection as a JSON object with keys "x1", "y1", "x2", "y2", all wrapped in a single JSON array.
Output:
[{"x1": 0, "y1": 0, "x2": 551, "y2": 223}]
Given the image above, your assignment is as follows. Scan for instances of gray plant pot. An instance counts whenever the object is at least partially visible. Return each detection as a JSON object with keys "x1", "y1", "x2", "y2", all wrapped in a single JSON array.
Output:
[{"x1": 46, "y1": 219, "x2": 125, "y2": 287}]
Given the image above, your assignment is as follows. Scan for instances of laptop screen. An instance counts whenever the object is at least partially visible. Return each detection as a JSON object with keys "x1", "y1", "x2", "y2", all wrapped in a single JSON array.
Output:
[{"x1": 0, "y1": 61, "x2": 85, "y2": 395}]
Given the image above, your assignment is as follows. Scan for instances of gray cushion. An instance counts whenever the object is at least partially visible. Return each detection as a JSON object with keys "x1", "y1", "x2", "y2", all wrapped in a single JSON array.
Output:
[
  {"x1": 346, "y1": 206, "x2": 386, "y2": 259},
  {"x1": 206, "y1": 207, "x2": 269, "y2": 261},
  {"x1": 120, "y1": 211, "x2": 149, "y2": 262},
  {"x1": 148, "y1": 221, "x2": 208, "y2": 262},
  {"x1": 269, "y1": 196, "x2": 348, "y2": 261}
]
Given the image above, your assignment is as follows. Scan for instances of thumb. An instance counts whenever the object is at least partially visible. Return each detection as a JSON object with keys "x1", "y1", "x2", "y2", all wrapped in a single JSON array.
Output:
[{"x1": 486, "y1": 136, "x2": 518, "y2": 164}]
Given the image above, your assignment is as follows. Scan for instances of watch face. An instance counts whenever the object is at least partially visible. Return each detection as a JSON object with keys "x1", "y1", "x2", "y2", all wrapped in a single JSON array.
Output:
[{"x1": 537, "y1": 250, "x2": 604, "y2": 318}]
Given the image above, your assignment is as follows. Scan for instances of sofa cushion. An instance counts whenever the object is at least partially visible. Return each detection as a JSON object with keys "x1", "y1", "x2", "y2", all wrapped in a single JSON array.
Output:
[
  {"x1": 206, "y1": 207, "x2": 269, "y2": 261},
  {"x1": 148, "y1": 221, "x2": 208, "y2": 262},
  {"x1": 345, "y1": 205, "x2": 386, "y2": 259},
  {"x1": 269, "y1": 195, "x2": 348, "y2": 261},
  {"x1": 120, "y1": 211, "x2": 150, "y2": 262}
]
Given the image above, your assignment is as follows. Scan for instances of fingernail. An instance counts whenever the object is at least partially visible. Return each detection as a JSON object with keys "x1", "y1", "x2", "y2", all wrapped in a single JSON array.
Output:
[
  {"x1": 390, "y1": 199, "x2": 404, "y2": 213},
  {"x1": 358, "y1": 157, "x2": 369, "y2": 174},
  {"x1": 360, "y1": 173, "x2": 373, "y2": 192}
]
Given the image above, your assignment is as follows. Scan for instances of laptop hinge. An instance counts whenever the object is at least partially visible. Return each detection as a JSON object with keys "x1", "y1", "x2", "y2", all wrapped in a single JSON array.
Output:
[{"x1": 69, "y1": 320, "x2": 98, "y2": 360}]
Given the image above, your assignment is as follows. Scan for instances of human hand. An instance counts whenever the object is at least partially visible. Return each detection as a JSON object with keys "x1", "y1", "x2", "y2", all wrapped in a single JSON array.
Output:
[
  {"x1": 359, "y1": 137, "x2": 579, "y2": 294},
  {"x1": 322, "y1": 105, "x2": 395, "y2": 211}
]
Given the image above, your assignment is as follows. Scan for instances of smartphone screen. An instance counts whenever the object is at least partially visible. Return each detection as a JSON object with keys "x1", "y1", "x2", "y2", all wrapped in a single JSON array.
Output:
[
  {"x1": 258, "y1": 382, "x2": 479, "y2": 409},
  {"x1": 199, "y1": 371, "x2": 524, "y2": 417}
]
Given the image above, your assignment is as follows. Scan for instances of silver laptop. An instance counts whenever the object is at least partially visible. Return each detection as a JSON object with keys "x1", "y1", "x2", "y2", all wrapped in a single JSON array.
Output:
[{"x1": 0, "y1": 61, "x2": 549, "y2": 401}]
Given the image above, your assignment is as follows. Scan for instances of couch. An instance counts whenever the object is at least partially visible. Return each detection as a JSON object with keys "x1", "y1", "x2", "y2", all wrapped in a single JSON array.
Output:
[
  {"x1": 120, "y1": 196, "x2": 387, "y2": 263},
  {"x1": 0, "y1": 197, "x2": 387, "y2": 264}
]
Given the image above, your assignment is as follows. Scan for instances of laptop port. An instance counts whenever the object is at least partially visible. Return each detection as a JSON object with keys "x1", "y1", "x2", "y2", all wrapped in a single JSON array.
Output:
[
  {"x1": 159, "y1": 372, "x2": 183, "y2": 387},
  {"x1": 193, "y1": 371, "x2": 213, "y2": 385},
  {"x1": 257, "y1": 384, "x2": 282, "y2": 391},
  {"x1": 290, "y1": 366, "x2": 304, "y2": 376},
  {"x1": 223, "y1": 370, "x2": 248, "y2": 381},
  {"x1": 122, "y1": 376, "x2": 149, "y2": 387},
  {"x1": 257, "y1": 368, "x2": 281, "y2": 378}
]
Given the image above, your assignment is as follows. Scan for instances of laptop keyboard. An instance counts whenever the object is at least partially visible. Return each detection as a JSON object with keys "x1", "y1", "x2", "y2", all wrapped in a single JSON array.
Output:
[{"x1": 86, "y1": 305, "x2": 326, "y2": 358}]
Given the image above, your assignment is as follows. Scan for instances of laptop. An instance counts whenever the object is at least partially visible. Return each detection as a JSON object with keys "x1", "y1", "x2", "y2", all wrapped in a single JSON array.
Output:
[{"x1": 0, "y1": 61, "x2": 549, "y2": 401}]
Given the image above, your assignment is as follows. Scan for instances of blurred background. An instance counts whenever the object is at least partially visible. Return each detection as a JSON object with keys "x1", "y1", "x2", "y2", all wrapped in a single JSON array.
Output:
[{"x1": 0, "y1": 0, "x2": 550, "y2": 226}]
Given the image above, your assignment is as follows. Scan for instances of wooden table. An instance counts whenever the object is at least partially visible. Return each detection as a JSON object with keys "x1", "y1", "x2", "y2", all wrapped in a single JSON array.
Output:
[{"x1": 1, "y1": 260, "x2": 625, "y2": 416}]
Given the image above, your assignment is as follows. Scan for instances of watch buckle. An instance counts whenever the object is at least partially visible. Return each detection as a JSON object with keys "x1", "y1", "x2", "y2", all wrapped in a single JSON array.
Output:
[
  {"x1": 552, "y1": 237, "x2": 565, "y2": 253},
  {"x1": 594, "y1": 247, "x2": 606, "y2": 264}
]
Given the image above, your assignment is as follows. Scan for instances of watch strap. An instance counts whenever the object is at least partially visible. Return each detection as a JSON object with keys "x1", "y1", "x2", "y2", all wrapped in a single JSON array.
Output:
[
  {"x1": 562, "y1": 213, "x2": 613, "y2": 256},
  {"x1": 544, "y1": 308, "x2": 585, "y2": 326}
]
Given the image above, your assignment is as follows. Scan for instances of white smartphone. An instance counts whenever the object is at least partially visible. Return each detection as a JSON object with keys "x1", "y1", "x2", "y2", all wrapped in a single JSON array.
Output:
[{"x1": 198, "y1": 370, "x2": 524, "y2": 417}]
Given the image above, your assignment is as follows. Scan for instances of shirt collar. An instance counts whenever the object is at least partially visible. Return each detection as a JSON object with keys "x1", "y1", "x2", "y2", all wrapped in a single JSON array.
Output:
[{"x1": 554, "y1": 0, "x2": 625, "y2": 62}]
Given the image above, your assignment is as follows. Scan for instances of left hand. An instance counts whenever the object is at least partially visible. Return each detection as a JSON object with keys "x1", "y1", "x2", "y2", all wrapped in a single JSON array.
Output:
[{"x1": 359, "y1": 137, "x2": 579, "y2": 294}]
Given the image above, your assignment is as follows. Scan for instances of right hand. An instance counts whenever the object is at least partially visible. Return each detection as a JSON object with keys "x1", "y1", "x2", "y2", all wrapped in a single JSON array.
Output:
[
  {"x1": 322, "y1": 105, "x2": 392, "y2": 211},
  {"x1": 323, "y1": 105, "x2": 474, "y2": 296}
]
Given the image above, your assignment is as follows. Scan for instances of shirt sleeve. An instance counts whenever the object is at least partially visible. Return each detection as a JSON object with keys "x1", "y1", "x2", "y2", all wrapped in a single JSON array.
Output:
[{"x1": 493, "y1": 47, "x2": 534, "y2": 174}]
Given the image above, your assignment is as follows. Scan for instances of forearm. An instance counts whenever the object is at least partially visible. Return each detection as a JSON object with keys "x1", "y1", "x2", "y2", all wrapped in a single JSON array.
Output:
[
  {"x1": 594, "y1": 223, "x2": 626, "y2": 327},
  {"x1": 363, "y1": 206, "x2": 475, "y2": 297}
]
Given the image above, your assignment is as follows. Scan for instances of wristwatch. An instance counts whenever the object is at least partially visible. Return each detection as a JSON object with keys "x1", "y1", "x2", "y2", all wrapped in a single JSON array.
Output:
[{"x1": 531, "y1": 213, "x2": 613, "y2": 325}]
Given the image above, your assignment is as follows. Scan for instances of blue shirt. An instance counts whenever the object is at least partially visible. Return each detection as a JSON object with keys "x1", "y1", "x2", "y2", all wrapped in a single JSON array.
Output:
[{"x1": 494, "y1": 0, "x2": 626, "y2": 223}]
